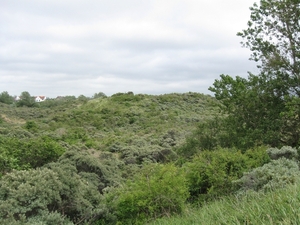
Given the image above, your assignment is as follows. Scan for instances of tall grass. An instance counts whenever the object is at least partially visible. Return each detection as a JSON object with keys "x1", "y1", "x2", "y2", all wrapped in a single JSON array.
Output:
[{"x1": 149, "y1": 182, "x2": 300, "y2": 225}]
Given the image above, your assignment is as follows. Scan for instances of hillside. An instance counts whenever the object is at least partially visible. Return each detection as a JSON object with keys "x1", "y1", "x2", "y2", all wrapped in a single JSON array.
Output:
[
  {"x1": 0, "y1": 92, "x2": 219, "y2": 168},
  {"x1": 0, "y1": 92, "x2": 298, "y2": 225}
]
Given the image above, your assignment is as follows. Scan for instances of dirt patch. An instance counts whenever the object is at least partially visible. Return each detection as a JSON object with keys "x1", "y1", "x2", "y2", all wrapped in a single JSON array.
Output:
[{"x1": 1, "y1": 114, "x2": 26, "y2": 124}]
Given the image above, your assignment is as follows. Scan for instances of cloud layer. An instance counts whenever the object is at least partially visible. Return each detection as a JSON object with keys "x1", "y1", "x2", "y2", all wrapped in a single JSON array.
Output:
[{"x1": 0, "y1": 0, "x2": 258, "y2": 97}]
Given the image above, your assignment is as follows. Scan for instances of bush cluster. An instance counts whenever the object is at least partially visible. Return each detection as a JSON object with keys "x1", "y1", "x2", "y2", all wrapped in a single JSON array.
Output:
[
  {"x1": 184, "y1": 147, "x2": 269, "y2": 203},
  {"x1": 236, "y1": 146, "x2": 300, "y2": 192},
  {"x1": 104, "y1": 163, "x2": 189, "y2": 225}
]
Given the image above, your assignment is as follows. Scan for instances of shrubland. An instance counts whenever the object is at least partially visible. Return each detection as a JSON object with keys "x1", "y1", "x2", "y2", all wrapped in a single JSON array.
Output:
[
  {"x1": 0, "y1": 0, "x2": 299, "y2": 224},
  {"x1": 0, "y1": 90, "x2": 299, "y2": 224}
]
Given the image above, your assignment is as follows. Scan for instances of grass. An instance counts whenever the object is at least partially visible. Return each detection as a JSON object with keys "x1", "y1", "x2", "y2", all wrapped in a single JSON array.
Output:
[{"x1": 149, "y1": 182, "x2": 300, "y2": 225}]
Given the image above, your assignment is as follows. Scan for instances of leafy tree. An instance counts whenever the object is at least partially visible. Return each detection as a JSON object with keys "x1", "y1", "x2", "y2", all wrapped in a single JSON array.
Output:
[
  {"x1": 237, "y1": 0, "x2": 300, "y2": 145},
  {"x1": 77, "y1": 94, "x2": 89, "y2": 103},
  {"x1": 209, "y1": 73, "x2": 285, "y2": 148},
  {"x1": 93, "y1": 92, "x2": 107, "y2": 99},
  {"x1": 0, "y1": 91, "x2": 14, "y2": 104},
  {"x1": 237, "y1": 0, "x2": 300, "y2": 93},
  {"x1": 209, "y1": 0, "x2": 300, "y2": 148},
  {"x1": 16, "y1": 91, "x2": 36, "y2": 107}
]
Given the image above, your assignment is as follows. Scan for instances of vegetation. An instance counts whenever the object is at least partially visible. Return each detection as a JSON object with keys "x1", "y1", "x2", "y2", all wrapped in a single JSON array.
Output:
[
  {"x1": 0, "y1": 0, "x2": 299, "y2": 224},
  {"x1": 150, "y1": 181, "x2": 300, "y2": 225},
  {"x1": 106, "y1": 163, "x2": 189, "y2": 225},
  {"x1": 208, "y1": 0, "x2": 300, "y2": 150}
]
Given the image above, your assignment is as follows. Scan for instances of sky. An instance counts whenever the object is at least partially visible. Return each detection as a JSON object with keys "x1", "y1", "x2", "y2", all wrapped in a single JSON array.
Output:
[{"x1": 0, "y1": 0, "x2": 259, "y2": 98}]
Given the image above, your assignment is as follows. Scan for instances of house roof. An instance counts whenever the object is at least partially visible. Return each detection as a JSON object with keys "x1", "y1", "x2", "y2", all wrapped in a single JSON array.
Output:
[{"x1": 36, "y1": 96, "x2": 46, "y2": 100}]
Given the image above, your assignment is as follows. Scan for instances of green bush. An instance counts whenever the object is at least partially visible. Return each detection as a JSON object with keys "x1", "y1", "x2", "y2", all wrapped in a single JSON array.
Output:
[
  {"x1": 18, "y1": 136, "x2": 65, "y2": 168},
  {"x1": 185, "y1": 149, "x2": 247, "y2": 203},
  {"x1": 0, "y1": 135, "x2": 66, "y2": 174},
  {"x1": 235, "y1": 157, "x2": 300, "y2": 192},
  {"x1": 184, "y1": 147, "x2": 269, "y2": 203},
  {"x1": 105, "y1": 163, "x2": 189, "y2": 225},
  {"x1": 24, "y1": 120, "x2": 38, "y2": 131},
  {"x1": 57, "y1": 149, "x2": 123, "y2": 190},
  {"x1": 177, "y1": 117, "x2": 230, "y2": 159},
  {"x1": 0, "y1": 168, "x2": 64, "y2": 222},
  {"x1": 0, "y1": 159, "x2": 107, "y2": 224},
  {"x1": 24, "y1": 211, "x2": 73, "y2": 225},
  {"x1": 266, "y1": 146, "x2": 298, "y2": 160}
]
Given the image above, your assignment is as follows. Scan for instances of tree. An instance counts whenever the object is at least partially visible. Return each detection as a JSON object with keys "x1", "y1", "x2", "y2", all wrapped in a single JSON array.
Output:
[
  {"x1": 0, "y1": 91, "x2": 14, "y2": 104},
  {"x1": 209, "y1": 0, "x2": 300, "y2": 148},
  {"x1": 93, "y1": 92, "x2": 107, "y2": 99},
  {"x1": 77, "y1": 94, "x2": 89, "y2": 103},
  {"x1": 209, "y1": 73, "x2": 285, "y2": 148},
  {"x1": 237, "y1": 0, "x2": 300, "y2": 97},
  {"x1": 16, "y1": 91, "x2": 36, "y2": 107}
]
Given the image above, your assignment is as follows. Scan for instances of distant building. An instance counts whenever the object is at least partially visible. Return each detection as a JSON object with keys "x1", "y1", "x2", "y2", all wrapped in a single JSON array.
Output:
[{"x1": 34, "y1": 96, "x2": 47, "y2": 102}]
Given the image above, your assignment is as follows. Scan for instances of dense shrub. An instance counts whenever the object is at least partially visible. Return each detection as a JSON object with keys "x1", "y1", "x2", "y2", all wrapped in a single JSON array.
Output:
[
  {"x1": 18, "y1": 136, "x2": 66, "y2": 168},
  {"x1": 177, "y1": 117, "x2": 230, "y2": 159},
  {"x1": 44, "y1": 162, "x2": 106, "y2": 223},
  {"x1": 104, "y1": 163, "x2": 189, "y2": 225},
  {"x1": 0, "y1": 136, "x2": 65, "y2": 174},
  {"x1": 0, "y1": 159, "x2": 108, "y2": 224},
  {"x1": 266, "y1": 146, "x2": 298, "y2": 160},
  {"x1": 184, "y1": 147, "x2": 269, "y2": 203},
  {"x1": 0, "y1": 168, "x2": 65, "y2": 223},
  {"x1": 235, "y1": 157, "x2": 300, "y2": 192},
  {"x1": 57, "y1": 149, "x2": 123, "y2": 191}
]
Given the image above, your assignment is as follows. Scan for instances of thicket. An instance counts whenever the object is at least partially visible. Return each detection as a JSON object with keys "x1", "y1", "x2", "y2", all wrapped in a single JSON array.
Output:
[
  {"x1": 0, "y1": 148, "x2": 126, "y2": 224},
  {"x1": 1, "y1": 93, "x2": 299, "y2": 224},
  {"x1": 0, "y1": 92, "x2": 223, "y2": 223},
  {"x1": 0, "y1": 136, "x2": 65, "y2": 175},
  {"x1": 184, "y1": 147, "x2": 270, "y2": 204},
  {"x1": 104, "y1": 163, "x2": 189, "y2": 225},
  {"x1": 0, "y1": 0, "x2": 299, "y2": 223}
]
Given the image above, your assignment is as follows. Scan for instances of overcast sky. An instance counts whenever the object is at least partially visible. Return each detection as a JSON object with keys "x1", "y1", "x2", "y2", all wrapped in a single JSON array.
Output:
[{"x1": 1, "y1": 0, "x2": 259, "y2": 98}]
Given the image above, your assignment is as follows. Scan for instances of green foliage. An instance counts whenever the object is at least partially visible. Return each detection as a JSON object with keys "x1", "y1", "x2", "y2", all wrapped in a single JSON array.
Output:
[
  {"x1": 77, "y1": 94, "x2": 89, "y2": 103},
  {"x1": 16, "y1": 91, "x2": 37, "y2": 107},
  {"x1": 0, "y1": 150, "x2": 112, "y2": 224},
  {"x1": 177, "y1": 117, "x2": 230, "y2": 158},
  {"x1": 105, "y1": 163, "x2": 189, "y2": 225},
  {"x1": 0, "y1": 136, "x2": 65, "y2": 174},
  {"x1": 24, "y1": 120, "x2": 38, "y2": 131},
  {"x1": 280, "y1": 96, "x2": 300, "y2": 146},
  {"x1": 23, "y1": 211, "x2": 73, "y2": 225},
  {"x1": 209, "y1": 73, "x2": 285, "y2": 149},
  {"x1": 235, "y1": 156, "x2": 300, "y2": 192},
  {"x1": 184, "y1": 148, "x2": 269, "y2": 203},
  {"x1": 237, "y1": 0, "x2": 300, "y2": 83},
  {"x1": 19, "y1": 136, "x2": 66, "y2": 168},
  {"x1": 209, "y1": 0, "x2": 300, "y2": 149},
  {"x1": 56, "y1": 149, "x2": 123, "y2": 190},
  {"x1": 44, "y1": 162, "x2": 106, "y2": 223},
  {"x1": 149, "y1": 181, "x2": 300, "y2": 225},
  {"x1": 93, "y1": 92, "x2": 107, "y2": 99},
  {"x1": 0, "y1": 92, "x2": 249, "y2": 223},
  {"x1": 0, "y1": 168, "x2": 64, "y2": 223},
  {"x1": 266, "y1": 146, "x2": 298, "y2": 160},
  {"x1": 0, "y1": 91, "x2": 14, "y2": 104}
]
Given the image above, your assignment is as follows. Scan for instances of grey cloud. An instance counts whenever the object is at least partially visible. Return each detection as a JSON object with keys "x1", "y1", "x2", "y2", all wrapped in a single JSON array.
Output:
[{"x1": 0, "y1": 0, "x2": 257, "y2": 98}]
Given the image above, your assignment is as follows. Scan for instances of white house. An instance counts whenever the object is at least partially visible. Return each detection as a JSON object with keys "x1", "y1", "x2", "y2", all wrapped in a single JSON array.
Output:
[{"x1": 35, "y1": 96, "x2": 47, "y2": 102}]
